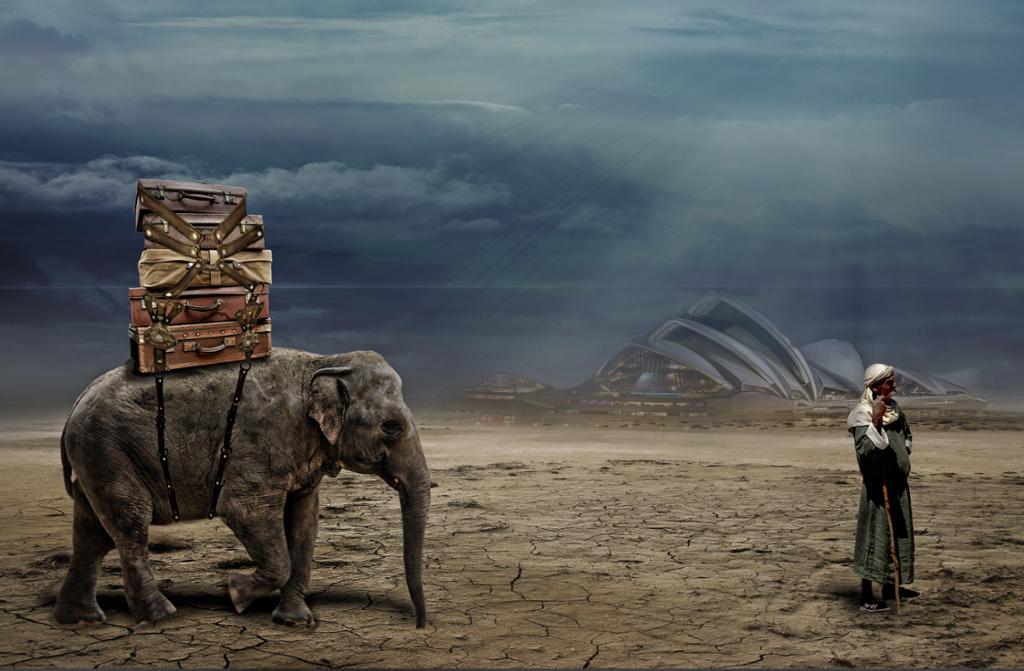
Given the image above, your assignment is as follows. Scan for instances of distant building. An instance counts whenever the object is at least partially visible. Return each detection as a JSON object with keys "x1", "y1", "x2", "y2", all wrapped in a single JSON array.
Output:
[
  {"x1": 568, "y1": 293, "x2": 979, "y2": 414},
  {"x1": 455, "y1": 373, "x2": 555, "y2": 414},
  {"x1": 458, "y1": 293, "x2": 983, "y2": 416}
]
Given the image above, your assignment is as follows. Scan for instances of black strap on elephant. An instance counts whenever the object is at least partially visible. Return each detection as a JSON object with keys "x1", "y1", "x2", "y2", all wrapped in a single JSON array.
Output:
[
  {"x1": 137, "y1": 183, "x2": 264, "y2": 522},
  {"x1": 207, "y1": 354, "x2": 251, "y2": 519},
  {"x1": 153, "y1": 372, "x2": 179, "y2": 520}
]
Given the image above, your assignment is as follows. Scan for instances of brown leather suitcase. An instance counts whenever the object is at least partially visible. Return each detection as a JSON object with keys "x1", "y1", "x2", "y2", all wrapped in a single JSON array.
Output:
[
  {"x1": 129, "y1": 284, "x2": 269, "y2": 327},
  {"x1": 130, "y1": 319, "x2": 271, "y2": 374},
  {"x1": 141, "y1": 213, "x2": 266, "y2": 250},
  {"x1": 135, "y1": 180, "x2": 247, "y2": 231}
]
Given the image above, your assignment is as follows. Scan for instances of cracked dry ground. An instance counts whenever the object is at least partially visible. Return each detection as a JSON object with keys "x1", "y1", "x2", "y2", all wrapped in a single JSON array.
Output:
[{"x1": 1, "y1": 422, "x2": 1023, "y2": 668}]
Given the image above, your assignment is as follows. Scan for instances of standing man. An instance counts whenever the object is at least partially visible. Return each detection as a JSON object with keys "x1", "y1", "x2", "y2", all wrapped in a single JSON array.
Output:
[{"x1": 847, "y1": 363, "x2": 918, "y2": 612}]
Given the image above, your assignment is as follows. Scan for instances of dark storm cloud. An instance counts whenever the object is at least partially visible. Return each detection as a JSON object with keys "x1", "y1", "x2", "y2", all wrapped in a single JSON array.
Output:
[
  {"x1": 1, "y1": 1, "x2": 1022, "y2": 401},
  {"x1": 0, "y1": 156, "x2": 185, "y2": 210},
  {"x1": 0, "y1": 154, "x2": 513, "y2": 228}
]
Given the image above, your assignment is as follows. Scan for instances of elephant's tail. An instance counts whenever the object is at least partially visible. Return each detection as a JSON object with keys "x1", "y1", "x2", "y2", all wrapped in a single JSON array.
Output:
[
  {"x1": 60, "y1": 382, "x2": 93, "y2": 499},
  {"x1": 60, "y1": 424, "x2": 74, "y2": 498}
]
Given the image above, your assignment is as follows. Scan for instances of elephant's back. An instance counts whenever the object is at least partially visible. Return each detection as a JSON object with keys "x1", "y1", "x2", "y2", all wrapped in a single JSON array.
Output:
[{"x1": 64, "y1": 349, "x2": 316, "y2": 435}]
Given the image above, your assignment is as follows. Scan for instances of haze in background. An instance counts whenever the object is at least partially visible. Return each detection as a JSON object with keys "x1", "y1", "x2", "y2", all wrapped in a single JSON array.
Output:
[{"x1": 1, "y1": 1, "x2": 1022, "y2": 407}]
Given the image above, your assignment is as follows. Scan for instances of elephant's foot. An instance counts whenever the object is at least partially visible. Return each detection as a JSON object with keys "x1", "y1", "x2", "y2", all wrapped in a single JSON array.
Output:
[
  {"x1": 53, "y1": 599, "x2": 106, "y2": 625},
  {"x1": 229, "y1": 571, "x2": 276, "y2": 614},
  {"x1": 128, "y1": 589, "x2": 177, "y2": 625},
  {"x1": 272, "y1": 599, "x2": 316, "y2": 627}
]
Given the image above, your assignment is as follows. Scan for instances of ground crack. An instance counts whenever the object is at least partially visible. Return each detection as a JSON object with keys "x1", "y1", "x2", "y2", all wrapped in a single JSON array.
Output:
[{"x1": 510, "y1": 564, "x2": 523, "y2": 593}]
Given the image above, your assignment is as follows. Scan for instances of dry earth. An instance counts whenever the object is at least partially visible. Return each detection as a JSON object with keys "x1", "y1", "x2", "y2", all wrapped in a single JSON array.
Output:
[{"x1": 1, "y1": 409, "x2": 1023, "y2": 668}]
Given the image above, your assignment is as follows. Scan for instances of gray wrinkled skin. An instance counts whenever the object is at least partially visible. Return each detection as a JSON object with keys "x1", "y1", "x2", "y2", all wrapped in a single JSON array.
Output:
[{"x1": 53, "y1": 348, "x2": 430, "y2": 629}]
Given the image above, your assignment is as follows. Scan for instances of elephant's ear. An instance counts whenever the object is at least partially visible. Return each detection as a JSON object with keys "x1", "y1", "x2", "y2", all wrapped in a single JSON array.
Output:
[{"x1": 308, "y1": 367, "x2": 352, "y2": 445}]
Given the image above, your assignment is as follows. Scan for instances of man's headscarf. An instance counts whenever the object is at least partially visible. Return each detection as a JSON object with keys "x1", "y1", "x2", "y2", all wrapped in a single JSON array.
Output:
[
  {"x1": 847, "y1": 363, "x2": 900, "y2": 429},
  {"x1": 864, "y1": 363, "x2": 894, "y2": 388}
]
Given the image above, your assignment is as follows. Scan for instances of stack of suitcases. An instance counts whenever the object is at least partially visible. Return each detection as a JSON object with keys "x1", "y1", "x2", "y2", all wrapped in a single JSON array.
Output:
[{"x1": 129, "y1": 180, "x2": 273, "y2": 373}]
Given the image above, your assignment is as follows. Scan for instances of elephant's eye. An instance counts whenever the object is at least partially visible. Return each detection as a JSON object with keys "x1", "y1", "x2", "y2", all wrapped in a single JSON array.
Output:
[{"x1": 381, "y1": 420, "x2": 403, "y2": 436}]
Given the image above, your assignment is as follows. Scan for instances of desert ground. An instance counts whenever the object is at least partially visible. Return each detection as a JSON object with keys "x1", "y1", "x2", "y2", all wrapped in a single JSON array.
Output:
[{"x1": 1, "y1": 407, "x2": 1022, "y2": 668}]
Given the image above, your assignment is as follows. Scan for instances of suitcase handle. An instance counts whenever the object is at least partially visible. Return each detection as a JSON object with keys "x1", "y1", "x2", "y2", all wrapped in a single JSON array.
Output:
[
  {"x1": 182, "y1": 336, "x2": 236, "y2": 354},
  {"x1": 182, "y1": 299, "x2": 225, "y2": 313},
  {"x1": 180, "y1": 192, "x2": 216, "y2": 201}
]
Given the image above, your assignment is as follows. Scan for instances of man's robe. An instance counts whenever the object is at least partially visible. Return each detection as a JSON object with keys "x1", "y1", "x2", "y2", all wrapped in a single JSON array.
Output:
[{"x1": 851, "y1": 400, "x2": 915, "y2": 584}]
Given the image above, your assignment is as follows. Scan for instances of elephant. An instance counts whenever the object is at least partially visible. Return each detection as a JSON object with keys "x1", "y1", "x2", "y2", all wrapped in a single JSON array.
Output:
[{"x1": 53, "y1": 348, "x2": 429, "y2": 628}]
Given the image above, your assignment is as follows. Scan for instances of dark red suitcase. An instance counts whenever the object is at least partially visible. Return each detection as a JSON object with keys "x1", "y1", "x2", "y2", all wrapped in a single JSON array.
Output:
[
  {"x1": 129, "y1": 284, "x2": 269, "y2": 327},
  {"x1": 130, "y1": 319, "x2": 272, "y2": 374},
  {"x1": 135, "y1": 179, "x2": 247, "y2": 231}
]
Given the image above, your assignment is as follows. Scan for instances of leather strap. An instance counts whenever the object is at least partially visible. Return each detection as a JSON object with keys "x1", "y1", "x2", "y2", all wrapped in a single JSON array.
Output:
[
  {"x1": 216, "y1": 260, "x2": 258, "y2": 291},
  {"x1": 207, "y1": 250, "x2": 221, "y2": 286},
  {"x1": 137, "y1": 184, "x2": 203, "y2": 244},
  {"x1": 143, "y1": 225, "x2": 201, "y2": 258},
  {"x1": 154, "y1": 373, "x2": 181, "y2": 522},
  {"x1": 207, "y1": 283, "x2": 262, "y2": 518},
  {"x1": 143, "y1": 292, "x2": 185, "y2": 323},
  {"x1": 160, "y1": 261, "x2": 204, "y2": 299},
  {"x1": 208, "y1": 354, "x2": 251, "y2": 518},
  {"x1": 218, "y1": 226, "x2": 263, "y2": 258},
  {"x1": 211, "y1": 193, "x2": 249, "y2": 244}
]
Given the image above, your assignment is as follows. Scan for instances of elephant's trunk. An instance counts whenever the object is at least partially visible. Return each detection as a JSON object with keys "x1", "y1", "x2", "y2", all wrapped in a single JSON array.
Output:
[{"x1": 393, "y1": 431, "x2": 430, "y2": 628}]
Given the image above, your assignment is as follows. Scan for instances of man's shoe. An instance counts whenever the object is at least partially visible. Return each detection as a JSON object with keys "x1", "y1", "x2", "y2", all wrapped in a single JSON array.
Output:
[
  {"x1": 882, "y1": 585, "x2": 920, "y2": 600},
  {"x1": 859, "y1": 599, "x2": 889, "y2": 613}
]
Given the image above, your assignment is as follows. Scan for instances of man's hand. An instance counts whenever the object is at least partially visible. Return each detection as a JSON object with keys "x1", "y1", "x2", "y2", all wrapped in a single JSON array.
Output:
[{"x1": 872, "y1": 398, "x2": 887, "y2": 429}]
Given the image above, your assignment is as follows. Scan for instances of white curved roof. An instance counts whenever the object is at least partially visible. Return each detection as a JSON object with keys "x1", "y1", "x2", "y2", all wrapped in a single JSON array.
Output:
[
  {"x1": 801, "y1": 338, "x2": 864, "y2": 387},
  {"x1": 594, "y1": 340, "x2": 734, "y2": 395},
  {"x1": 895, "y1": 367, "x2": 952, "y2": 396},
  {"x1": 930, "y1": 376, "x2": 970, "y2": 394},
  {"x1": 706, "y1": 352, "x2": 779, "y2": 392},
  {"x1": 810, "y1": 363, "x2": 859, "y2": 393},
  {"x1": 651, "y1": 317, "x2": 796, "y2": 399},
  {"x1": 686, "y1": 293, "x2": 821, "y2": 400},
  {"x1": 634, "y1": 339, "x2": 732, "y2": 388}
]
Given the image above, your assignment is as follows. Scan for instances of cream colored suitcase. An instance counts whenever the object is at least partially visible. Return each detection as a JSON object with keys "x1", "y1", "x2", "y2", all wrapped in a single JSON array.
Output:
[{"x1": 138, "y1": 249, "x2": 272, "y2": 290}]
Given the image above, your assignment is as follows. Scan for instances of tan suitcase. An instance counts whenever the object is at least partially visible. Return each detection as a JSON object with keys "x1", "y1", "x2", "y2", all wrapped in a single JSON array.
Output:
[
  {"x1": 129, "y1": 284, "x2": 269, "y2": 327},
  {"x1": 138, "y1": 249, "x2": 272, "y2": 290},
  {"x1": 130, "y1": 320, "x2": 271, "y2": 373}
]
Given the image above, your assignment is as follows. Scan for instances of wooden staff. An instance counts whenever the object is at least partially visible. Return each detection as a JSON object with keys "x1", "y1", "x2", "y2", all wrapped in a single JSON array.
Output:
[{"x1": 880, "y1": 461, "x2": 901, "y2": 611}]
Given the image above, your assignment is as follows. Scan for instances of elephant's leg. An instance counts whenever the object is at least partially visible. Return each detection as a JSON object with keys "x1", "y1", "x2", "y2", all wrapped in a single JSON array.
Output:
[
  {"x1": 54, "y1": 484, "x2": 115, "y2": 624},
  {"x1": 272, "y1": 488, "x2": 319, "y2": 626},
  {"x1": 223, "y1": 501, "x2": 291, "y2": 615},
  {"x1": 87, "y1": 484, "x2": 176, "y2": 624}
]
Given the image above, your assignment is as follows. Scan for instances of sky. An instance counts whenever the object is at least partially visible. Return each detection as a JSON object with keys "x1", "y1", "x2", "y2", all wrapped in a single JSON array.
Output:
[{"x1": 1, "y1": 0, "x2": 1022, "y2": 404}]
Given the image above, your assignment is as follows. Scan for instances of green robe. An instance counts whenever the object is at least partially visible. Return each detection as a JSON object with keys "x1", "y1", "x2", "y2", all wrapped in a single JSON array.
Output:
[{"x1": 851, "y1": 400, "x2": 914, "y2": 584}]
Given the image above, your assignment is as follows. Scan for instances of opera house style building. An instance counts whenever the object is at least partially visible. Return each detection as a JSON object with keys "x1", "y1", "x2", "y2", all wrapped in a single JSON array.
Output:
[
  {"x1": 564, "y1": 293, "x2": 981, "y2": 416},
  {"x1": 457, "y1": 293, "x2": 982, "y2": 417}
]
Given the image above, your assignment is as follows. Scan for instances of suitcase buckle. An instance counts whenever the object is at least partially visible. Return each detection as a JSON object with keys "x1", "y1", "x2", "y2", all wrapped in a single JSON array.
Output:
[
  {"x1": 146, "y1": 323, "x2": 177, "y2": 350},
  {"x1": 238, "y1": 331, "x2": 260, "y2": 353}
]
